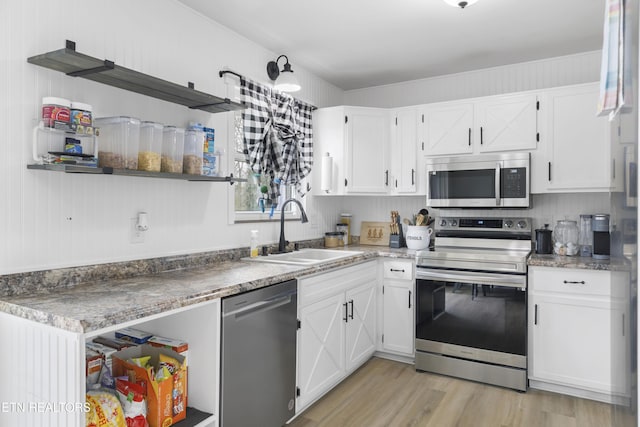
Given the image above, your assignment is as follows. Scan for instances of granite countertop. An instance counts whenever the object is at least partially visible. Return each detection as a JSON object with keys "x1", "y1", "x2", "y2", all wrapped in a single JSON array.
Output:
[
  {"x1": 527, "y1": 253, "x2": 630, "y2": 271},
  {"x1": 0, "y1": 245, "x2": 415, "y2": 334}
]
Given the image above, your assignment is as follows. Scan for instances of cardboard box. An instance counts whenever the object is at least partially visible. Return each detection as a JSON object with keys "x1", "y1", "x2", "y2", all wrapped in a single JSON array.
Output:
[
  {"x1": 86, "y1": 341, "x2": 117, "y2": 370},
  {"x1": 93, "y1": 335, "x2": 137, "y2": 350},
  {"x1": 147, "y1": 335, "x2": 188, "y2": 366},
  {"x1": 112, "y1": 345, "x2": 187, "y2": 427}
]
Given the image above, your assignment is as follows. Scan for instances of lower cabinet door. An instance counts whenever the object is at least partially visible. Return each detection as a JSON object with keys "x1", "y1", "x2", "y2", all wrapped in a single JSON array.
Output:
[
  {"x1": 297, "y1": 293, "x2": 346, "y2": 410},
  {"x1": 345, "y1": 282, "x2": 377, "y2": 372},
  {"x1": 530, "y1": 295, "x2": 612, "y2": 393},
  {"x1": 382, "y1": 280, "x2": 414, "y2": 355}
]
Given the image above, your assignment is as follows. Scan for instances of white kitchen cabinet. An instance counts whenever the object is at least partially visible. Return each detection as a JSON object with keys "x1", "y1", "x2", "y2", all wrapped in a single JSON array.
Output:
[
  {"x1": 420, "y1": 102, "x2": 474, "y2": 156},
  {"x1": 312, "y1": 107, "x2": 389, "y2": 195},
  {"x1": 474, "y1": 93, "x2": 539, "y2": 153},
  {"x1": 419, "y1": 92, "x2": 539, "y2": 157},
  {"x1": 380, "y1": 260, "x2": 415, "y2": 357},
  {"x1": 296, "y1": 261, "x2": 378, "y2": 411},
  {"x1": 0, "y1": 300, "x2": 220, "y2": 427},
  {"x1": 528, "y1": 266, "x2": 629, "y2": 404},
  {"x1": 533, "y1": 83, "x2": 616, "y2": 193},
  {"x1": 390, "y1": 108, "x2": 418, "y2": 193}
]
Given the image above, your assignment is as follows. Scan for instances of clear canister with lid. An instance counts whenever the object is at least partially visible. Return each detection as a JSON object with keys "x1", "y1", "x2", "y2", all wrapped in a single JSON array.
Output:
[
  {"x1": 95, "y1": 116, "x2": 141, "y2": 169},
  {"x1": 553, "y1": 219, "x2": 579, "y2": 256},
  {"x1": 161, "y1": 126, "x2": 185, "y2": 173},
  {"x1": 138, "y1": 121, "x2": 163, "y2": 172},
  {"x1": 336, "y1": 224, "x2": 349, "y2": 246},
  {"x1": 183, "y1": 129, "x2": 205, "y2": 175},
  {"x1": 340, "y1": 213, "x2": 352, "y2": 244}
]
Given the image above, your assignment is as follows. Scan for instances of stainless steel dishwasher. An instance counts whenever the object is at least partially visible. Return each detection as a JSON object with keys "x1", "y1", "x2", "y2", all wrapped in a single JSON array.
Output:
[{"x1": 220, "y1": 279, "x2": 297, "y2": 427}]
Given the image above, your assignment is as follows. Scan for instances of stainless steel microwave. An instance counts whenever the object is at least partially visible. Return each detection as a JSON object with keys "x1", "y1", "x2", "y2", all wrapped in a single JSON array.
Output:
[{"x1": 426, "y1": 153, "x2": 530, "y2": 208}]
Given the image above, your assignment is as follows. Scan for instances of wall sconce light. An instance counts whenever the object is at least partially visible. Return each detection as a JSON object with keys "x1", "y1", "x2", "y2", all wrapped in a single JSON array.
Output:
[
  {"x1": 266, "y1": 54, "x2": 301, "y2": 92},
  {"x1": 442, "y1": 0, "x2": 480, "y2": 8}
]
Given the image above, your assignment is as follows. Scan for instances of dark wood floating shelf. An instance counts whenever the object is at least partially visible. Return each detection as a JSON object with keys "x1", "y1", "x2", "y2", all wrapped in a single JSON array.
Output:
[
  {"x1": 27, "y1": 40, "x2": 245, "y2": 114},
  {"x1": 27, "y1": 164, "x2": 245, "y2": 184}
]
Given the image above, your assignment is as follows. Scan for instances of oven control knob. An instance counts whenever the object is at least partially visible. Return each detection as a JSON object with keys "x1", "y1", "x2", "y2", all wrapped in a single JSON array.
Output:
[
  {"x1": 450, "y1": 219, "x2": 458, "y2": 227},
  {"x1": 504, "y1": 220, "x2": 514, "y2": 228},
  {"x1": 440, "y1": 219, "x2": 448, "y2": 227},
  {"x1": 516, "y1": 220, "x2": 527, "y2": 229}
]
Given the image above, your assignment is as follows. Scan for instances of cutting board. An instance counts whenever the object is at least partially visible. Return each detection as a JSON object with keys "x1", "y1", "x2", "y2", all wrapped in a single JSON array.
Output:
[{"x1": 360, "y1": 221, "x2": 391, "y2": 246}]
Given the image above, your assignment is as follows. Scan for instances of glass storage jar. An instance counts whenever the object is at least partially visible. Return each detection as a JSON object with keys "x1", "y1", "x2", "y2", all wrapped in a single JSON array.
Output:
[{"x1": 553, "y1": 219, "x2": 579, "y2": 256}]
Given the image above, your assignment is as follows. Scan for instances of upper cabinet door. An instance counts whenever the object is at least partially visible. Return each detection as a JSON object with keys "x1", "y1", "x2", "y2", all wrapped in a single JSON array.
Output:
[
  {"x1": 545, "y1": 84, "x2": 612, "y2": 191},
  {"x1": 422, "y1": 103, "x2": 474, "y2": 156},
  {"x1": 475, "y1": 93, "x2": 539, "y2": 153},
  {"x1": 345, "y1": 108, "x2": 390, "y2": 193},
  {"x1": 391, "y1": 108, "x2": 418, "y2": 193}
]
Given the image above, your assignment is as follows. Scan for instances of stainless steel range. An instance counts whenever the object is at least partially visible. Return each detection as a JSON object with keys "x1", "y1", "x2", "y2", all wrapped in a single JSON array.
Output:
[{"x1": 415, "y1": 216, "x2": 531, "y2": 391}]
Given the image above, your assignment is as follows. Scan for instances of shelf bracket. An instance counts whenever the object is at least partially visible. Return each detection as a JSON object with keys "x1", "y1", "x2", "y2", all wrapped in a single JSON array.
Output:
[
  {"x1": 66, "y1": 60, "x2": 115, "y2": 77},
  {"x1": 189, "y1": 98, "x2": 234, "y2": 109}
]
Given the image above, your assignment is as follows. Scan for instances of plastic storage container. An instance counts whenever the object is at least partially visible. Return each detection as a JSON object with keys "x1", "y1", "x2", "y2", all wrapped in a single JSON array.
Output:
[
  {"x1": 42, "y1": 97, "x2": 71, "y2": 130},
  {"x1": 138, "y1": 121, "x2": 163, "y2": 172},
  {"x1": 183, "y1": 129, "x2": 205, "y2": 175},
  {"x1": 95, "y1": 116, "x2": 141, "y2": 169},
  {"x1": 161, "y1": 126, "x2": 185, "y2": 173},
  {"x1": 70, "y1": 101, "x2": 93, "y2": 135},
  {"x1": 553, "y1": 220, "x2": 579, "y2": 256}
]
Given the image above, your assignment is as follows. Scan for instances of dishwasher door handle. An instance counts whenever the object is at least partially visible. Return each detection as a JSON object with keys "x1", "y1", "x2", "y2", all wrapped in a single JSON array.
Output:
[{"x1": 224, "y1": 295, "x2": 294, "y2": 320}]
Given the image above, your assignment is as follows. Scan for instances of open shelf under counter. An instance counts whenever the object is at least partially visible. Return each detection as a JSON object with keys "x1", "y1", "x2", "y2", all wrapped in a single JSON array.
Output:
[{"x1": 27, "y1": 163, "x2": 245, "y2": 184}]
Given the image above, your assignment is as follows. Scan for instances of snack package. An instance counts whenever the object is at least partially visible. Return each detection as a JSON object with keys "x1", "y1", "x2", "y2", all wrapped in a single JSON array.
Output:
[
  {"x1": 116, "y1": 379, "x2": 148, "y2": 427},
  {"x1": 99, "y1": 363, "x2": 116, "y2": 389},
  {"x1": 86, "y1": 390, "x2": 127, "y2": 427},
  {"x1": 115, "y1": 328, "x2": 153, "y2": 344}
]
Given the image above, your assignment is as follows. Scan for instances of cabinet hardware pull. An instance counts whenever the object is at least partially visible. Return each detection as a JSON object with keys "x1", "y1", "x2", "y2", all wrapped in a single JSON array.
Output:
[
  {"x1": 390, "y1": 268, "x2": 405, "y2": 273},
  {"x1": 548, "y1": 162, "x2": 551, "y2": 181},
  {"x1": 385, "y1": 170, "x2": 389, "y2": 186},
  {"x1": 613, "y1": 158, "x2": 616, "y2": 180},
  {"x1": 344, "y1": 178, "x2": 348, "y2": 187},
  {"x1": 395, "y1": 179, "x2": 398, "y2": 188},
  {"x1": 343, "y1": 302, "x2": 348, "y2": 322},
  {"x1": 563, "y1": 280, "x2": 585, "y2": 284},
  {"x1": 349, "y1": 300, "x2": 354, "y2": 320},
  {"x1": 622, "y1": 313, "x2": 625, "y2": 336},
  {"x1": 534, "y1": 304, "x2": 538, "y2": 325},
  {"x1": 480, "y1": 127, "x2": 484, "y2": 145},
  {"x1": 411, "y1": 169, "x2": 415, "y2": 185},
  {"x1": 408, "y1": 290, "x2": 412, "y2": 309},
  {"x1": 468, "y1": 128, "x2": 471, "y2": 146}
]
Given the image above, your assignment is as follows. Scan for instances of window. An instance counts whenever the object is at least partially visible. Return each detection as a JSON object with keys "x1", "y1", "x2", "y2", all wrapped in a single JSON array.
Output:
[{"x1": 233, "y1": 112, "x2": 299, "y2": 222}]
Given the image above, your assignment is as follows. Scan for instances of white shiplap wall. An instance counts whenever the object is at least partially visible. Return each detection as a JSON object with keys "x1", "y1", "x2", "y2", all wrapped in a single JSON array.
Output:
[
  {"x1": 0, "y1": 0, "x2": 344, "y2": 274},
  {"x1": 343, "y1": 51, "x2": 602, "y2": 107}
]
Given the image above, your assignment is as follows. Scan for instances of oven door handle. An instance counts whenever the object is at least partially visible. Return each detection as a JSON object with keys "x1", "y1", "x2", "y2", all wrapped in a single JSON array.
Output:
[{"x1": 416, "y1": 269, "x2": 526, "y2": 289}]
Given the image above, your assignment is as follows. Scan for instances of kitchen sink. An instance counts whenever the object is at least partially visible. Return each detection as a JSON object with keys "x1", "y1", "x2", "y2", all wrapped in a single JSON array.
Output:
[{"x1": 247, "y1": 248, "x2": 363, "y2": 265}]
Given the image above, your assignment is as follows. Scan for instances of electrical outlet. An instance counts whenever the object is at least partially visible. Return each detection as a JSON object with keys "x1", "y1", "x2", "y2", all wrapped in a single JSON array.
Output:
[{"x1": 130, "y1": 218, "x2": 145, "y2": 244}]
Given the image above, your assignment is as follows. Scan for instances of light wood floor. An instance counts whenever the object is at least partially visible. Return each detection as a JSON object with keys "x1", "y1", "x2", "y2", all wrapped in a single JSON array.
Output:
[{"x1": 289, "y1": 357, "x2": 622, "y2": 427}]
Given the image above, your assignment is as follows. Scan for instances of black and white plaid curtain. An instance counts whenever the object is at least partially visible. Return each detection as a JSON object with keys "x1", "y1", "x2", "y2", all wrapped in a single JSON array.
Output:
[{"x1": 240, "y1": 77, "x2": 313, "y2": 203}]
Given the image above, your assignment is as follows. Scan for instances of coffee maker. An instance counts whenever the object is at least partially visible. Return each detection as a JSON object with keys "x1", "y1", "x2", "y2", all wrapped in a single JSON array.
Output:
[{"x1": 592, "y1": 214, "x2": 610, "y2": 260}]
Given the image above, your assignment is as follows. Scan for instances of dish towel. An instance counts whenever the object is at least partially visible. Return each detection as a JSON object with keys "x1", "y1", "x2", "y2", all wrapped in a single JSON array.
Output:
[{"x1": 598, "y1": 0, "x2": 628, "y2": 119}]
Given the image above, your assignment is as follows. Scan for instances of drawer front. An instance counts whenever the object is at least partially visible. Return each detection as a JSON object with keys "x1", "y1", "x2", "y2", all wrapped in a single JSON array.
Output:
[
  {"x1": 299, "y1": 260, "x2": 377, "y2": 306},
  {"x1": 383, "y1": 260, "x2": 414, "y2": 280},
  {"x1": 529, "y1": 267, "x2": 611, "y2": 297}
]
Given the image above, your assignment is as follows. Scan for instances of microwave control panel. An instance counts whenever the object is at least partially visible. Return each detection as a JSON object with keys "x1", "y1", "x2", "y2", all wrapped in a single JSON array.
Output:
[{"x1": 501, "y1": 167, "x2": 527, "y2": 198}]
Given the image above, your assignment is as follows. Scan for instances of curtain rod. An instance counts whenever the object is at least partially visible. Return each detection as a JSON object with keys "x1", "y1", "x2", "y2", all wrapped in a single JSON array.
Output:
[{"x1": 219, "y1": 69, "x2": 317, "y2": 111}]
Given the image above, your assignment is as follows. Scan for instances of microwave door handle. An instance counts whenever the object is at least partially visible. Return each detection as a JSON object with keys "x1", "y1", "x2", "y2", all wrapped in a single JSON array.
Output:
[{"x1": 495, "y1": 163, "x2": 501, "y2": 206}]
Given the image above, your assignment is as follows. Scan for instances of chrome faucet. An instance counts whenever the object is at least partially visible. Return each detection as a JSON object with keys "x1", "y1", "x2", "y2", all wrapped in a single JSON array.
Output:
[{"x1": 278, "y1": 198, "x2": 309, "y2": 253}]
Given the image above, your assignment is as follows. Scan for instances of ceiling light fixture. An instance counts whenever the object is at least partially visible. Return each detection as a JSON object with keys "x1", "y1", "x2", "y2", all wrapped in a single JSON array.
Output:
[
  {"x1": 442, "y1": 0, "x2": 480, "y2": 8},
  {"x1": 266, "y1": 54, "x2": 301, "y2": 92}
]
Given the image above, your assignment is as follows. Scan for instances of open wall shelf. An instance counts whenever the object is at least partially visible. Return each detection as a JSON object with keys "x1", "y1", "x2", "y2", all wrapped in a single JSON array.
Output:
[
  {"x1": 27, "y1": 40, "x2": 245, "y2": 114},
  {"x1": 27, "y1": 164, "x2": 244, "y2": 184}
]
